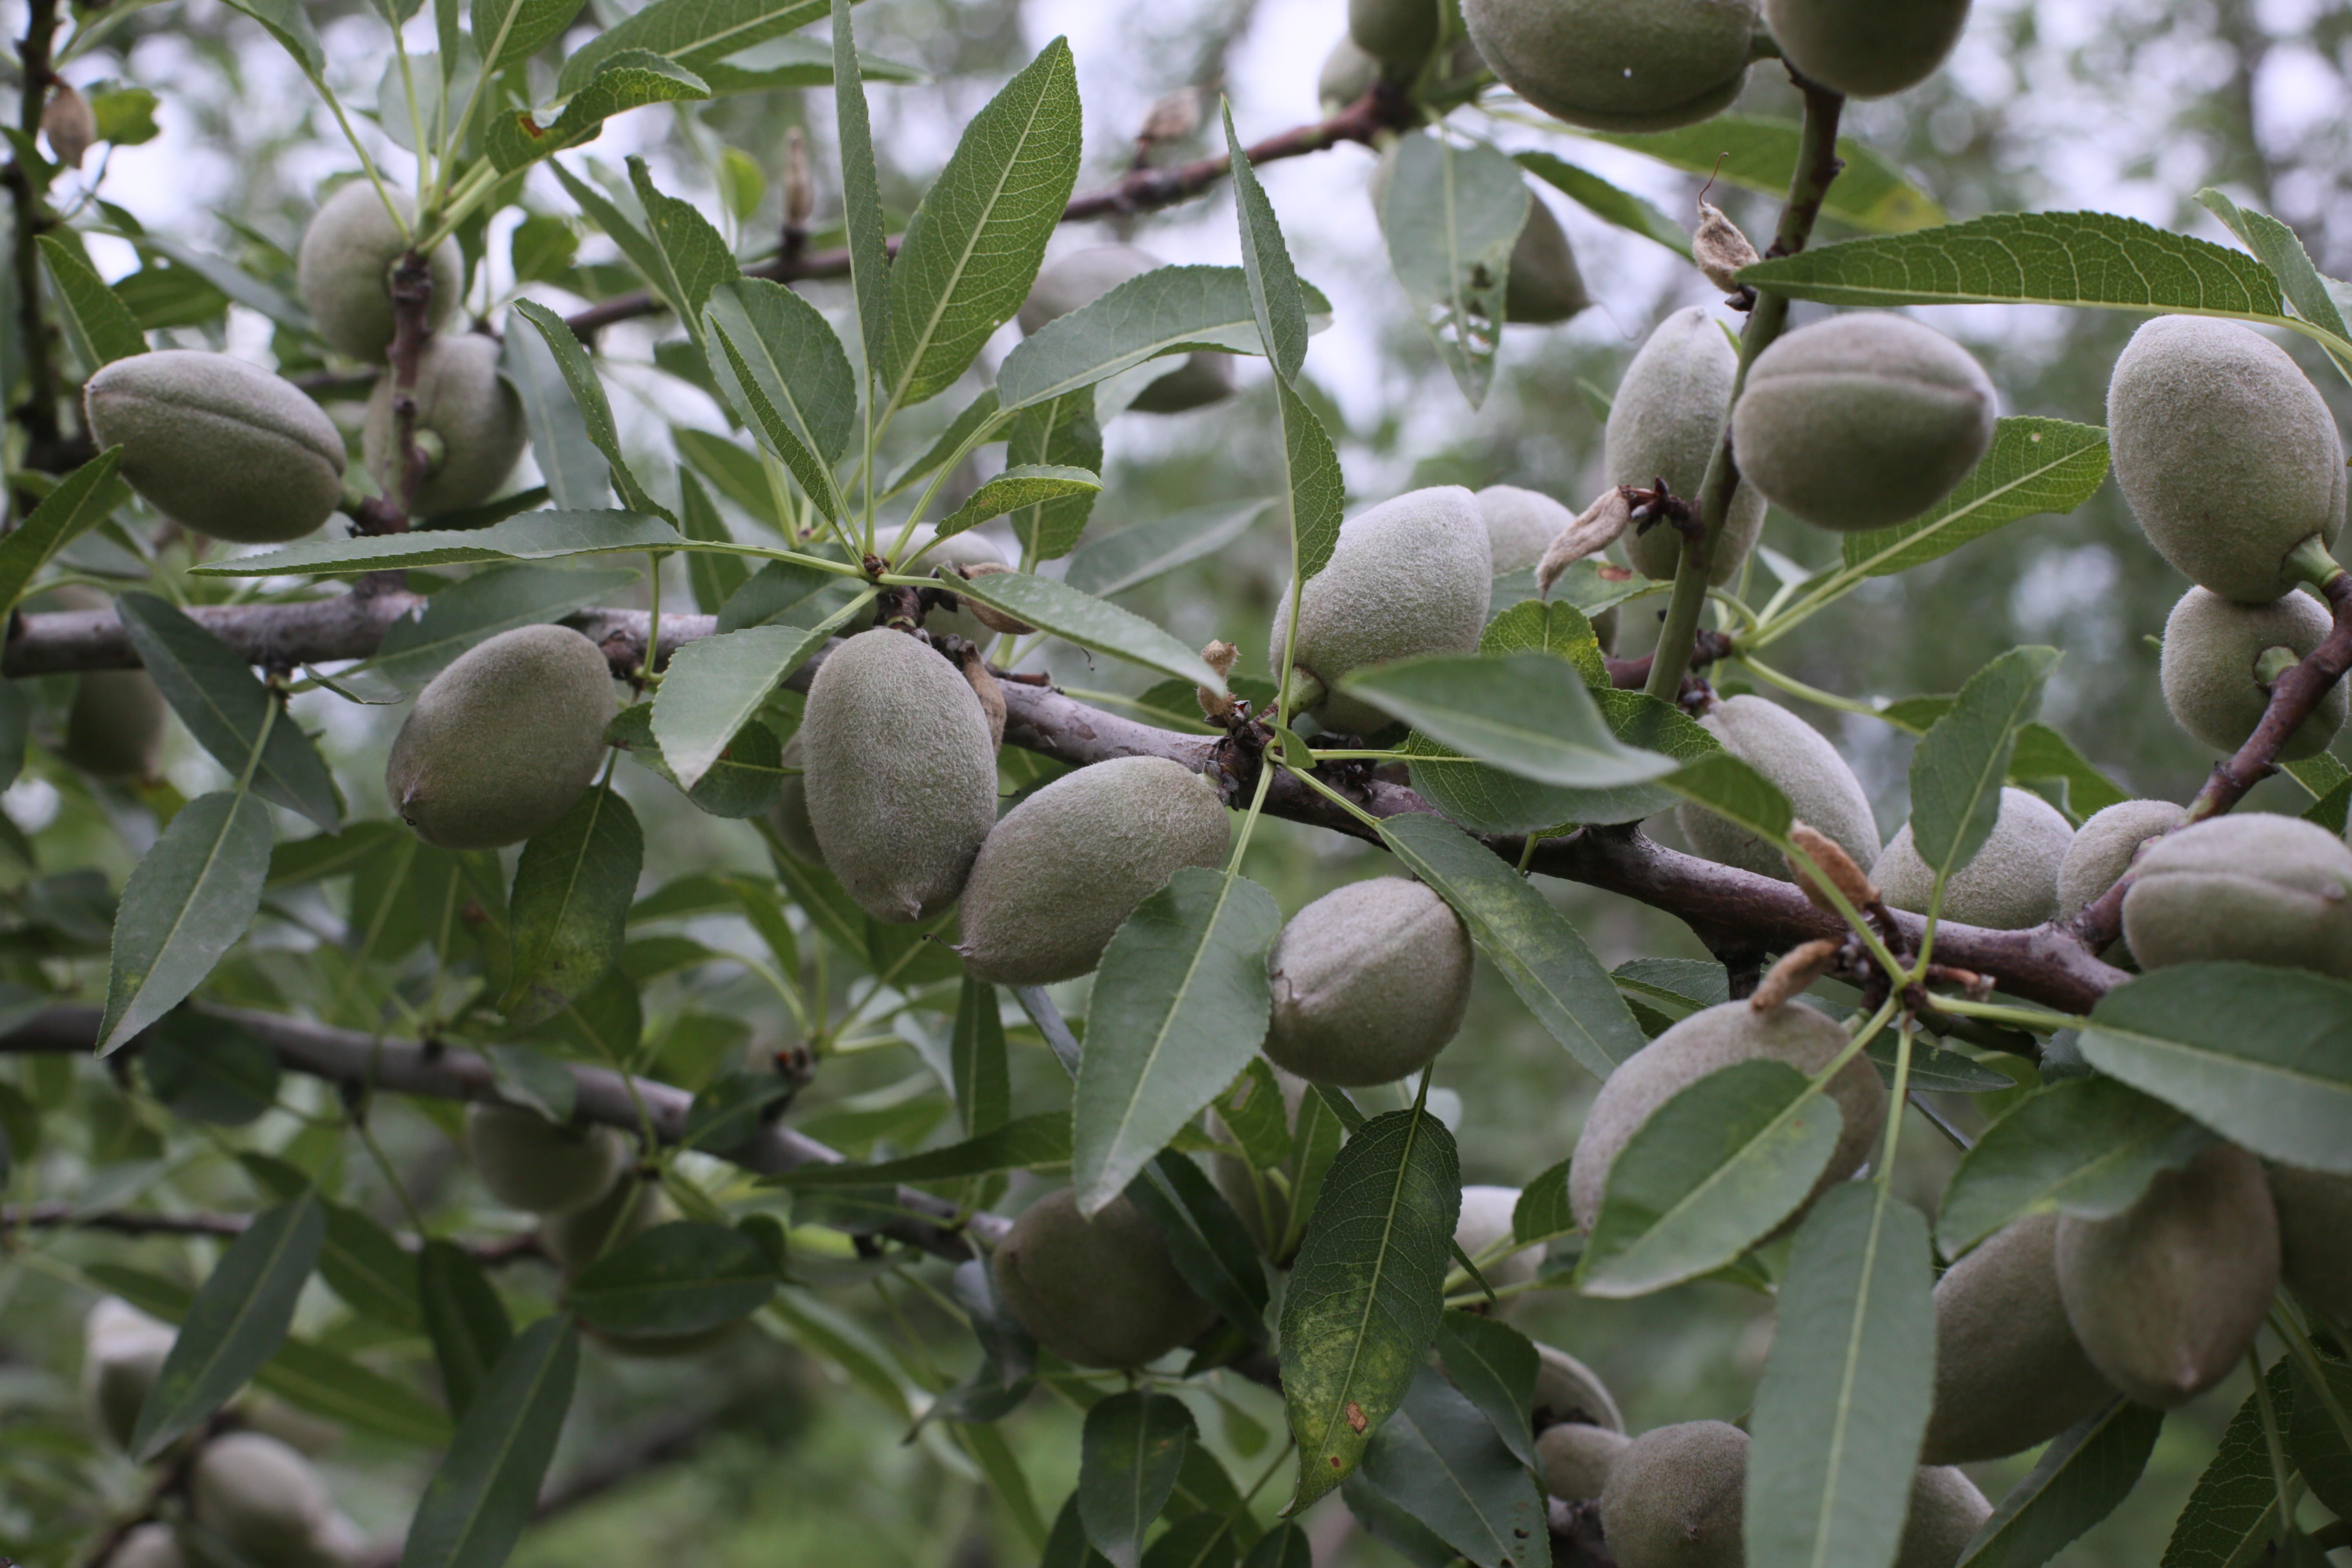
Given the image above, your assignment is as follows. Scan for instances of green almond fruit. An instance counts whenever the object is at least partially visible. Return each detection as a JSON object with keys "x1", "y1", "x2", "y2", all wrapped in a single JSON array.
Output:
[
  {"x1": 2054, "y1": 798, "x2": 2185, "y2": 921},
  {"x1": 801, "y1": 628, "x2": 1000, "y2": 924},
  {"x1": 294, "y1": 180, "x2": 461, "y2": 362},
  {"x1": 1677, "y1": 695, "x2": 1879, "y2": 881},
  {"x1": 2119, "y1": 813, "x2": 2352, "y2": 976},
  {"x1": 189, "y1": 1432, "x2": 334, "y2": 1564},
  {"x1": 109, "y1": 1525, "x2": 186, "y2": 1568},
  {"x1": 2056, "y1": 1142, "x2": 2279, "y2": 1408},
  {"x1": 1534, "y1": 1340, "x2": 1625, "y2": 1432},
  {"x1": 384, "y1": 623, "x2": 617, "y2": 851},
  {"x1": 1732, "y1": 312, "x2": 1998, "y2": 532},
  {"x1": 1320, "y1": 35, "x2": 1382, "y2": 109},
  {"x1": 1505, "y1": 197, "x2": 1591, "y2": 325},
  {"x1": 990, "y1": 1188, "x2": 1216, "y2": 1368},
  {"x1": 2160, "y1": 585, "x2": 2346, "y2": 760},
  {"x1": 84, "y1": 349, "x2": 345, "y2": 544},
  {"x1": 1457, "y1": 1183, "x2": 1540, "y2": 1292},
  {"x1": 1538, "y1": 1421, "x2": 1629, "y2": 1502},
  {"x1": 464, "y1": 1102, "x2": 628, "y2": 1216},
  {"x1": 1463, "y1": 0, "x2": 1759, "y2": 131},
  {"x1": 769, "y1": 734, "x2": 825, "y2": 866},
  {"x1": 82, "y1": 1298, "x2": 174, "y2": 1450},
  {"x1": 1475, "y1": 486, "x2": 1617, "y2": 649},
  {"x1": 1568, "y1": 1000, "x2": 1886, "y2": 1233},
  {"x1": 1764, "y1": 0, "x2": 1972, "y2": 99},
  {"x1": 60, "y1": 669, "x2": 167, "y2": 782},
  {"x1": 1018, "y1": 245, "x2": 1234, "y2": 413},
  {"x1": 1607, "y1": 306, "x2": 1766, "y2": 584},
  {"x1": 1598, "y1": 1419, "x2": 1748, "y2": 1567},
  {"x1": 1272, "y1": 485, "x2": 1493, "y2": 734},
  {"x1": 958, "y1": 755, "x2": 1231, "y2": 985},
  {"x1": 540, "y1": 1176, "x2": 670, "y2": 1274},
  {"x1": 363, "y1": 332, "x2": 528, "y2": 516},
  {"x1": 2107, "y1": 314, "x2": 2346, "y2": 603},
  {"x1": 1350, "y1": 0, "x2": 1441, "y2": 67},
  {"x1": 1899, "y1": 1466, "x2": 1994, "y2": 1568},
  {"x1": 1264, "y1": 877, "x2": 1474, "y2": 1086},
  {"x1": 2270, "y1": 1163, "x2": 2352, "y2": 1324},
  {"x1": 1921, "y1": 1214, "x2": 2117, "y2": 1464},
  {"x1": 1873, "y1": 787, "x2": 2073, "y2": 931}
]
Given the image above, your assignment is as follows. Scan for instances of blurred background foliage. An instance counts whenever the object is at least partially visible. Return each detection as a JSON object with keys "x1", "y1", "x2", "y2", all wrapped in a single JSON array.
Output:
[{"x1": 7, "y1": 0, "x2": 2350, "y2": 1563}]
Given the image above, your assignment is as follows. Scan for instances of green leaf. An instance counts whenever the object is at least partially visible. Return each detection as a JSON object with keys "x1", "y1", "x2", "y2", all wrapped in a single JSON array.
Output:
[
  {"x1": 317, "y1": 1201, "x2": 422, "y2": 1331},
  {"x1": 1143, "y1": 1516, "x2": 1240, "y2": 1568},
  {"x1": 1965, "y1": 1399, "x2": 2165, "y2": 1568},
  {"x1": 1225, "y1": 102, "x2": 1309, "y2": 383},
  {"x1": 557, "y1": 0, "x2": 831, "y2": 92},
  {"x1": 501, "y1": 788, "x2": 643, "y2": 1028},
  {"x1": 2197, "y1": 188, "x2": 2352, "y2": 372},
  {"x1": 1664, "y1": 749, "x2": 1795, "y2": 851},
  {"x1": 703, "y1": 276, "x2": 855, "y2": 519},
  {"x1": 1354, "y1": 1367, "x2": 1546, "y2": 1568},
  {"x1": 1934, "y1": 1076, "x2": 2213, "y2": 1256},
  {"x1": 1515, "y1": 152, "x2": 1692, "y2": 258},
  {"x1": 2160, "y1": 1358, "x2": 2293, "y2": 1568},
  {"x1": 1216, "y1": 1059, "x2": 1294, "y2": 1172},
  {"x1": 1344, "y1": 653, "x2": 1678, "y2": 789},
  {"x1": 511, "y1": 296, "x2": 673, "y2": 519},
  {"x1": 192, "y1": 508, "x2": 683, "y2": 577},
  {"x1": 1838, "y1": 419, "x2": 2113, "y2": 579},
  {"x1": 1066, "y1": 501, "x2": 1267, "y2": 599},
  {"x1": 142, "y1": 1012, "x2": 279, "y2": 1125},
  {"x1": 948, "y1": 570, "x2": 1225, "y2": 689},
  {"x1": 1279, "y1": 1106, "x2": 1461, "y2": 1511},
  {"x1": 1005, "y1": 391, "x2": 1103, "y2": 560},
  {"x1": 1125, "y1": 1153, "x2": 1271, "y2": 1341},
  {"x1": 89, "y1": 86, "x2": 163, "y2": 147},
  {"x1": 767, "y1": 1110, "x2": 1072, "y2": 1186},
  {"x1": 510, "y1": 213, "x2": 579, "y2": 287},
  {"x1": 678, "y1": 425, "x2": 784, "y2": 528},
  {"x1": 473, "y1": 0, "x2": 585, "y2": 71},
  {"x1": 372, "y1": 564, "x2": 637, "y2": 687},
  {"x1": 998, "y1": 264, "x2": 1267, "y2": 413},
  {"x1": 1908, "y1": 646, "x2": 2060, "y2": 883},
  {"x1": 1737, "y1": 211, "x2": 2292, "y2": 327},
  {"x1": 1239, "y1": 1526, "x2": 1312, "y2": 1568},
  {"x1": 1577, "y1": 1059, "x2": 1844, "y2": 1298},
  {"x1": 882, "y1": 389, "x2": 1000, "y2": 502},
  {"x1": 2288, "y1": 1352, "x2": 2352, "y2": 1518},
  {"x1": 0, "y1": 447, "x2": 126, "y2": 617},
  {"x1": 626, "y1": 156, "x2": 739, "y2": 334},
  {"x1": 1744, "y1": 1183, "x2": 1934, "y2": 1568},
  {"x1": 419, "y1": 1239, "x2": 513, "y2": 1421},
  {"x1": 1080, "y1": 1391, "x2": 1198, "y2": 1568},
  {"x1": 1594, "y1": 116, "x2": 1944, "y2": 234},
  {"x1": 570, "y1": 1221, "x2": 777, "y2": 1335},
  {"x1": 2079, "y1": 962, "x2": 2352, "y2": 1173},
  {"x1": 1074, "y1": 868, "x2": 1281, "y2": 1213},
  {"x1": 130, "y1": 1192, "x2": 324, "y2": 1458},
  {"x1": 1408, "y1": 685, "x2": 1718, "y2": 834},
  {"x1": 98, "y1": 792, "x2": 275, "y2": 1056},
  {"x1": 1272, "y1": 372, "x2": 1344, "y2": 591},
  {"x1": 398, "y1": 1314, "x2": 580, "y2": 1568},
  {"x1": 38, "y1": 234, "x2": 145, "y2": 364},
  {"x1": 1048, "y1": 1494, "x2": 1116, "y2": 1568},
  {"x1": 936, "y1": 464, "x2": 1102, "y2": 541},
  {"x1": 1378, "y1": 811, "x2": 1645, "y2": 1080},
  {"x1": 117, "y1": 592, "x2": 342, "y2": 831},
  {"x1": 880, "y1": 37, "x2": 1082, "y2": 412},
  {"x1": 486, "y1": 52, "x2": 712, "y2": 171},
  {"x1": 1512, "y1": 1156, "x2": 1575, "y2": 1247},
  {"x1": 503, "y1": 325, "x2": 610, "y2": 510},
  {"x1": 1379, "y1": 131, "x2": 1527, "y2": 408},
  {"x1": 221, "y1": 0, "x2": 325, "y2": 74},
  {"x1": 2008, "y1": 724, "x2": 2129, "y2": 824},
  {"x1": 650, "y1": 624, "x2": 830, "y2": 791},
  {"x1": 1432, "y1": 1310, "x2": 1540, "y2": 1471},
  {"x1": 833, "y1": 0, "x2": 892, "y2": 383}
]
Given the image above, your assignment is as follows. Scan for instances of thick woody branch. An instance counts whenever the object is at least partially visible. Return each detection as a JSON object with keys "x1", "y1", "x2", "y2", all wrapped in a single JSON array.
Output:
[
  {"x1": 2072, "y1": 569, "x2": 2352, "y2": 951},
  {"x1": 560, "y1": 85, "x2": 1414, "y2": 341},
  {"x1": 0, "y1": 1006, "x2": 1002, "y2": 1261},
  {"x1": 3, "y1": 595, "x2": 2131, "y2": 1013}
]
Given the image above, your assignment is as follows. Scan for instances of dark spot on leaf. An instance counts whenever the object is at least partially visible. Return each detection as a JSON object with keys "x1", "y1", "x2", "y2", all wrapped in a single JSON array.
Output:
[{"x1": 1327, "y1": 1454, "x2": 1342, "y2": 1470}]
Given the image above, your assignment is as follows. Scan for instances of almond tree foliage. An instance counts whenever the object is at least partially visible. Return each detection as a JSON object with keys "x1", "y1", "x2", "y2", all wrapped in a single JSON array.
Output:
[{"x1": 0, "y1": 2, "x2": 2349, "y2": 1568}]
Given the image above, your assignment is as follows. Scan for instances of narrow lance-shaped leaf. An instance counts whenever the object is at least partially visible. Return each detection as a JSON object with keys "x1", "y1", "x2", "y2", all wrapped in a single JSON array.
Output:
[
  {"x1": 1344, "y1": 653, "x2": 1679, "y2": 790},
  {"x1": 1379, "y1": 131, "x2": 1527, "y2": 408},
  {"x1": 38, "y1": 234, "x2": 147, "y2": 364},
  {"x1": 1005, "y1": 391, "x2": 1102, "y2": 559},
  {"x1": 1074, "y1": 868, "x2": 1281, "y2": 1213},
  {"x1": 947, "y1": 570, "x2": 1226, "y2": 690},
  {"x1": 1079, "y1": 1392, "x2": 1197, "y2": 1568},
  {"x1": 1125, "y1": 1153, "x2": 1272, "y2": 1341},
  {"x1": 952, "y1": 976, "x2": 1010, "y2": 1135},
  {"x1": 500, "y1": 327, "x2": 611, "y2": 511},
  {"x1": 118, "y1": 592, "x2": 343, "y2": 831},
  {"x1": 1432, "y1": 1310, "x2": 1541, "y2": 1471},
  {"x1": 702, "y1": 276, "x2": 855, "y2": 519},
  {"x1": 1908, "y1": 646, "x2": 2060, "y2": 883},
  {"x1": 399, "y1": 1314, "x2": 581, "y2": 1568},
  {"x1": 569, "y1": 1221, "x2": 778, "y2": 1336},
  {"x1": 1280, "y1": 1106, "x2": 1461, "y2": 1511},
  {"x1": 934, "y1": 464, "x2": 1100, "y2": 541},
  {"x1": 0, "y1": 447, "x2": 127, "y2": 617},
  {"x1": 1352, "y1": 1366, "x2": 1547, "y2": 1568},
  {"x1": 419, "y1": 1239, "x2": 514, "y2": 1421},
  {"x1": 486, "y1": 53, "x2": 712, "y2": 172},
  {"x1": 2197, "y1": 187, "x2": 2352, "y2": 374},
  {"x1": 1515, "y1": 151, "x2": 1692, "y2": 258},
  {"x1": 833, "y1": 0, "x2": 892, "y2": 381},
  {"x1": 996, "y1": 264, "x2": 1297, "y2": 412},
  {"x1": 1837, "y1": 419, "x2": 2112, "y2": 580},
  {"x1": 1963, "y1": 1399, "x2": 2164, "y2": 1568},
  {"x1": 651, "y1": 624, "x2": 831, "y2": 791},
  {"x1": 1378, "y1": 811, "x2": 1645, "y2": 1080},
  {"x1": 1934, "y1": 1076, "x2": 2213, "y2": 1256},
  {"x1": 880, "y1": 37, "x2": 1082, "y2": 412},
  {"x1": 1594, "y1": 115, "x2": 1944, "y2": 233},
  {"x1": 627, "y1": 156, "x2": 739, "y2": 345},
  {"x1": 191, "y1": 509, "x2": 686, "y2": 577},
  {"x1": 131, "y1": 1192, "x2": 325, "y2": 1458},
  {"x1": 472, "y1": 0, "x2": 584, "y2": 69},
  {"x1": 514, "y1": 286, "x2": 673, "y2": 521},
  {"x1": 767, "y1": 1110, "x2": 1072, "y2": 1186},
  {"x1": 1272, "y1": 372, "x2": 1343, "y2": 593},
  {"x1": 99, "y1": 792, "x2": 276, "y2": 1055},
  {"x1": 557, "y1": 0, "x2": 831, "y2": 94},
  {"x1": 502, "y1": 787, "x2": 644, "y2": 1028},
  {"x1": 1225, "y1": 100, "x2": 1308, "y2": 382},
  {"x1": 371, "y1": 564, "x2": 638, "y2": 687},
  {"x1": 1744, "y1": 1182, "x2": 1935, "y2": 1568}
]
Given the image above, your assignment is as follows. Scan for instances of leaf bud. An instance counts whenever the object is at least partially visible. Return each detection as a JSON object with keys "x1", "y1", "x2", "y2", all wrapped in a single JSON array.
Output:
[
  {"x1": 1198, "y1": 639, "x2": 1240, "y2": 719},
  {"x1": 1786, "y1": 820, "x2": 1879, "y2": 915},
  {"x1": 42, "y1": 81, "x2": 94, "y2": 169},
  {"x1": 1536, "y1": 489, "x2": 1634, "y2": 597},
  {"x1": 1750, "y1": 937, "x2": 1841, "y2": 1013}
]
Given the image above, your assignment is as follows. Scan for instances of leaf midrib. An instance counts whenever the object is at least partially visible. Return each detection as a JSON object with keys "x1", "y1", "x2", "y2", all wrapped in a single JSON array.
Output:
[
  {"x1": 1313, "y1": 1111, "x2": 1428, "y2": 1467},
  {"x1": 1090, "y1": 874, "x2": 1247, "y2": 1192}
]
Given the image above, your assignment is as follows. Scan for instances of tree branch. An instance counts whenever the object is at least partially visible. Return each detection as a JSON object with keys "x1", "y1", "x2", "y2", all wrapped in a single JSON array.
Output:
[
  {"x1": 560, "y1": 84, "x2": 1414, "y2": 342},
  {"x1": 6, "y1": 0, "x2": 62, "y2": 469},
  {"x1": 0, "y1": 1006, "x2": 1002, "y2": 1261}
]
